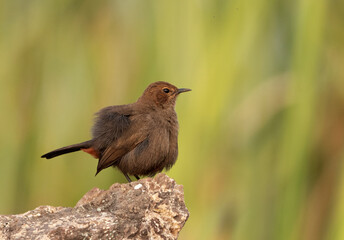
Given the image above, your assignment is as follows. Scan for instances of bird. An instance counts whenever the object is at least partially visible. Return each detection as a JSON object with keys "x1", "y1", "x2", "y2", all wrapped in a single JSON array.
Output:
[{"x1": 41, "y1": 81, "x2": 191, "y2": 182}]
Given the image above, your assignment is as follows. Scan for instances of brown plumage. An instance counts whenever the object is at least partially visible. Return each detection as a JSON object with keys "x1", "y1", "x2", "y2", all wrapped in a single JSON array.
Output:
[{"x1": 41, "y1": 81, "x2": 191, "y2": 182}]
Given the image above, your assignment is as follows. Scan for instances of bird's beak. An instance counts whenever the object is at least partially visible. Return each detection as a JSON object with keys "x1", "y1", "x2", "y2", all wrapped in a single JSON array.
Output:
[{"x1": 177, "y1": 88, "x2": 192, "y2": 94}]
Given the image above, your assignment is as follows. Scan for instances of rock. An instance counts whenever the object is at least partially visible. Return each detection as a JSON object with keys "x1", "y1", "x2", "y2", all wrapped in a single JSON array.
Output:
[{"x1": 0, "y1": 173, "x2": 189, "y2": 240}]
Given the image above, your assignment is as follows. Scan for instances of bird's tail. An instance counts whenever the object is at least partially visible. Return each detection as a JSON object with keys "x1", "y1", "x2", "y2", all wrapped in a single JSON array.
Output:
[{"x1": 41, "y1": 140, "x2": 93, "y2": 159}]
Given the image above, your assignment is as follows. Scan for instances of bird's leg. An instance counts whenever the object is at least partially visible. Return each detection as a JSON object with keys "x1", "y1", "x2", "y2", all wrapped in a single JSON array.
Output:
[
  {"x1": 122, "y1": 172, "x2": 132, "y2": 183},
  {"x1": 134, "y1": 175, "x2": 140, "y2": 180}
]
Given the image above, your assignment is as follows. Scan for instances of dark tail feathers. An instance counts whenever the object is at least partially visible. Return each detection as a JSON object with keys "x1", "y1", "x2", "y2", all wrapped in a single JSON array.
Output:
[{"x1": 41, "y1": 140, "x2": 93, "y2": 159}]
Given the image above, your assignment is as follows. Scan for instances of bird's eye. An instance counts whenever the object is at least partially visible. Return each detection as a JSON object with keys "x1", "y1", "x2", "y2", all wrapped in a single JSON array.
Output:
[{"x1": 163, "y1": 88, "x2": 170, "y2": 93}]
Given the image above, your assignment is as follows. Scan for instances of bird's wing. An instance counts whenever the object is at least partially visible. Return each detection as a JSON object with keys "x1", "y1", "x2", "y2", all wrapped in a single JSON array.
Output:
[
  {"x1": 92, "y1": 105, "x2": 151, "y2": 174},
  {"x1": 92, "y1": 105, "x2": 133, "y2": 141},
  {"x1": 96, "y1": 129, "x2": 148, "y2": 174}
]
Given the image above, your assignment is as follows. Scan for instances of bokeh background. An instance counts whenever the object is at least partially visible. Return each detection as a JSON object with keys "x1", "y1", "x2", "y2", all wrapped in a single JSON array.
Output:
[{"x1": 0, "y1": 0, "x2": 343, "y2": 239}]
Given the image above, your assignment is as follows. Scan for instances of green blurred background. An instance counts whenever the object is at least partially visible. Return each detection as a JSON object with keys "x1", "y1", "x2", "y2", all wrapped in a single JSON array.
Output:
[{"x1": 0, "y1": 0, "x2": 344, "y2": 239}]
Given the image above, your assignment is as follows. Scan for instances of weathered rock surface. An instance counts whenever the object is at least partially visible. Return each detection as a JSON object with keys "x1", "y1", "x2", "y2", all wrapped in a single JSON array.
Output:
[{"x1": 0, "y1": 174, "x2": 189, "y2": 240}]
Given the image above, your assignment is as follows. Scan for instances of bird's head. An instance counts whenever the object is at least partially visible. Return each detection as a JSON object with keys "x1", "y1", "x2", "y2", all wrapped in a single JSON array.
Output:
[{"x1": 138, "y1": 81, "x2": 191, "y2": 109}]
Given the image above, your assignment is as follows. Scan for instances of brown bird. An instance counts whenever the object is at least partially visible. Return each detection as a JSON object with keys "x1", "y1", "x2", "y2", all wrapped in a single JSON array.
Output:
[{"x1": 41, "y1": 81, "x2": 191, "y2": 182}]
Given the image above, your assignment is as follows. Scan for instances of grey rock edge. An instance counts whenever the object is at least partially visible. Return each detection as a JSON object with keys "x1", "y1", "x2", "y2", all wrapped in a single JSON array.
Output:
[{"x1": 0, "y1": 173, "x2": 189, "y2": 240}]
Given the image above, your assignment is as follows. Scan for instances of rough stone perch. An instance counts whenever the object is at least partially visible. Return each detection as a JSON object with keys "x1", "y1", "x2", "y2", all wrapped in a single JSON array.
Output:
[{"x1": 0, "y1": 174, "x2": 189, "y2": 240}]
